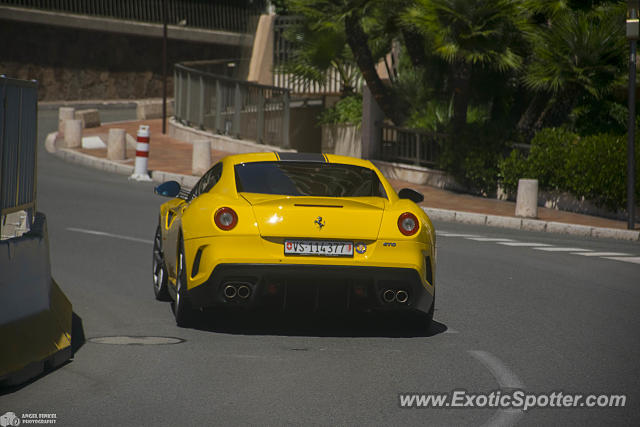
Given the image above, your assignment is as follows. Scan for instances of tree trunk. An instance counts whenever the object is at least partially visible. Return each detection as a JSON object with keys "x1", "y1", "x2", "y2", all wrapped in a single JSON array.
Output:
[
  {"x1": 401, "y1": 28, "x2": 428, "y2": 69},
  {"x1": 344, "y1": 10, "x2": 407, "y2": 125},
  {"x1": 517, "y1": 92, "x2": 551, "y2": 141},
  {"x1": 451, "y1": 62, "x2": 471, "y2": 130}
]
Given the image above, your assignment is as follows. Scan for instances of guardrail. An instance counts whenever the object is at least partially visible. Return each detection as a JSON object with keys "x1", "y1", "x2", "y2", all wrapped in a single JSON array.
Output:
[
  {"x1": 0, "y1": 76, "x2": 37, "y2": 235},
  {"x1": 378, "y1": 124, "x2": 444, "y2": 168},
  {"x1": 174, "y1": 62, "x2": 291, "y2": 148},
  {"x1": 0, "y1": 0, "x2": 266, "y2": 33}
]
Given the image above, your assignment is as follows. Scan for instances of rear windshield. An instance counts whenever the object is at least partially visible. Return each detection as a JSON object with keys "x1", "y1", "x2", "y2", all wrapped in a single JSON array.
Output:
[{"x1": 235, "y1": 161, "x2": 387, "y2": 198}]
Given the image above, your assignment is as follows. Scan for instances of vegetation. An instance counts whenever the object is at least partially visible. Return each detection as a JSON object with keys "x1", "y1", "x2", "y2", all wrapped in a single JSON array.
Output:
[
  {"x1": 278, "y1": 0, "x2": 635, "y2": 208},
  {"x1": 499, "y1": 128, "x2": 640, "y2": 211}
]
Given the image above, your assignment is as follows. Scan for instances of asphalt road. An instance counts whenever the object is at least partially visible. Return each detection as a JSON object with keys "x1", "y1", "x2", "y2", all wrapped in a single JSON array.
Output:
[{"x1": 2, "y1": 108, "x2": 639, "y2": 426}]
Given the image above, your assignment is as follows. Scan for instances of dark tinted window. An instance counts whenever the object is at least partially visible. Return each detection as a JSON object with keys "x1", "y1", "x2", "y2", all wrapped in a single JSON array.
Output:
[
  {"x1": 235, "y1": 161, "x2": 387, "y2": 198},
  {"x1": 190, "y1": 162, "x2": 222, "y2": 200}
]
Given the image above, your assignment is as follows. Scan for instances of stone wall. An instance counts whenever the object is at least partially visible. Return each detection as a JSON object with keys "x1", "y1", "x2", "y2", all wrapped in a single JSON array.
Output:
[{"x1": 0, "y1": 20, "x2": 241, "y2": 101}]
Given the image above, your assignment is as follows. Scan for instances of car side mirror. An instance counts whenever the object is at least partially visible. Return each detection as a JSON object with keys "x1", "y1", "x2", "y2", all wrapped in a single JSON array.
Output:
[
  {"x1": 154, "y1": 181, "x2": 181, "y2": 198},
  {"x1": 398, "y1": 188, "x2": 424, "y2": 204}
]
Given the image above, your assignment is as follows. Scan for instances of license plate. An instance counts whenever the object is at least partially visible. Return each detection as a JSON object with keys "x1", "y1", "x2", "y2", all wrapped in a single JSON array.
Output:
[{"x1": 284, "y1": 240, "x2": 353, "y2": 257}]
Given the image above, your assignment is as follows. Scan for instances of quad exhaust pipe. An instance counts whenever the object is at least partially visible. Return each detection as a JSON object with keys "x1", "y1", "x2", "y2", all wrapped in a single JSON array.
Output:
[
  {"x1": 395, "y1": 290, "x2": 409, "y2": 304},
  {"x1": 382, "y1": 289, "x2": 396, "y2": 303},
  {"x1": 224, "y1": 284, "x2": 237, "y2": 299},
  {"x1": 382, "y1": 288, "x2": 409, "y2": 304},
  {"x1": 223, "y1": 283, "x2": 252, "y2": 300}
]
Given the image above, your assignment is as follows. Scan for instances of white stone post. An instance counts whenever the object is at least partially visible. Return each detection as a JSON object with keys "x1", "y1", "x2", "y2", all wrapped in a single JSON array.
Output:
[
  {"x1": 192, "y1": 139, "x2": 211, "y2": 175},
  {"x1": 63, "y1": 119, "x2": 82, "y2": 148},
  {"x1": 107, "y1": 128, "x2": 127, "y2": 160},
  {"x1": 58, "y1": 107, "x2": 75, "y2": 135},
  {"x1": 515, "y1": 179, "x2": 539, "y2": 218}
]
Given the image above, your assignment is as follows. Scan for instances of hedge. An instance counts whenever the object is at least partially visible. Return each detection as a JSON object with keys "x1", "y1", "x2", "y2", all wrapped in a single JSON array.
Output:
[{"x1": 499, "y1": 128, "x2": 640, "y2": 212}]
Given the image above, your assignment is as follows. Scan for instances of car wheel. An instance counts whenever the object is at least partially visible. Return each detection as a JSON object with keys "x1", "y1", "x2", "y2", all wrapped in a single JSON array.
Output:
[
  {"x1": 173, "y1": 238, "x2": 195, "y2": 327},
  {"x1": 152, "y1": 225, "x2": 170, "y2": 301},
  {"x1": 423, "y1": 296, "x2": 434, "y2": 332}
]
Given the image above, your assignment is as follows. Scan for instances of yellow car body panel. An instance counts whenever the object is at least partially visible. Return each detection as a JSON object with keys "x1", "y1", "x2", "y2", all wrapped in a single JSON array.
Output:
[{"x1": 156, "y1": 152, "x2": 436, "y2": 317}]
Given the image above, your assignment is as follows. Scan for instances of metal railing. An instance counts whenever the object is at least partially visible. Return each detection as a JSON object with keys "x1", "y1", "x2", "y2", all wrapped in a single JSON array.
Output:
[
  {"x1": 378, "y1": 125, "x2": 443, "y2": 168},
  {"x1": 0, "y1": 77, "x2": 38, "y2": 232},
  {"x1": 273, "y1": 15, "x2": 363, "y2": 95},
  {"x1": 0, "y1": 0, "x2": 266, "y2": 33},
  {"x1": 175, "y1": 62, "x2": 291, "y2": 148}
]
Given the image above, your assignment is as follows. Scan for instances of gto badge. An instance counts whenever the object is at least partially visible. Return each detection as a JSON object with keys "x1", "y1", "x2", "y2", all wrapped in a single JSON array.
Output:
[
  {"x1": 314, "y1": 216, "x2": 325, "y2": 229},
  {"x1": 355, "y1": 243, "x2": 367, "y2": 254}
]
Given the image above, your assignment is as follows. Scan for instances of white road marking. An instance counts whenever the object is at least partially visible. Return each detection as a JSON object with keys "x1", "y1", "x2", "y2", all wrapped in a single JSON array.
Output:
[
  {"x1": 67, "y1": 227, "x2": 153, "y2": 244},
  {"x1": 497, "y1": 242, "x2": 551, "y2": 247},
  {"x1": 602, "y1": 256, "x2": 640, "y2": 264},
  {"x1": 467, "y1": 237, "x2": 515, "y2": 242},
  {"x1": 437, "y1": 233, "x2": 482, "y2": 238},
  {"x1": 573, "y1": 252, "x2": 632, "y2": 257},
  {"x1": 468, "y1": 350, "x2": 525, "y2": 427},
  {"x1": 533, "y1": 247, "x2": 592, "y2": 252},
  {"x1": 444, "y1": 328, "x2": 459, "y2": 334}
]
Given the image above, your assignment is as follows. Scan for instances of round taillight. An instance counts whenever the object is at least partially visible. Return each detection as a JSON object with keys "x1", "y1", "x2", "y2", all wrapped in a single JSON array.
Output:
[
  {"x1": 398, "y1": 212, "x2": 419, "y2": 236},
  {"x1": 214, "y1": 207, "x2": 238, "y2": 230}
]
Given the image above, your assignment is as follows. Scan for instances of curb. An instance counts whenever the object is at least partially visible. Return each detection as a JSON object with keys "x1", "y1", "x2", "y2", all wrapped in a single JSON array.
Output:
[
  {"x1": 45, "y1": 132, "x2": 199, "y2": 188},
  {"x1": 38, "y1": 99, "x2": 138, "y2": 110},
  {"x1": 423, "y1": 207, "x2": 640, "y2": 242},
  {"x1": 46, "y1": 132, "x2": 639, "y2": 242}
]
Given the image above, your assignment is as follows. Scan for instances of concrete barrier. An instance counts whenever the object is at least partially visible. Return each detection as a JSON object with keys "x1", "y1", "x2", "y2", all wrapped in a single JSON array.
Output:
[
  {"x1": 75, "y1": 108, "x2": 101, "y2": 128},
  {"x1": 107, "y1": 128, "x2": 127, "y2": 160},
  {"x1": 136, "y1": 99, "x2": 174, "y2": 120},
  {"x1": 57, "y1": 107, "x2": 75, "y2": 135},
  {"x1": 192, "y1": 139, "x2": 211, "y2": 175},
  {"x1": 515, "y1": 179, "x2": 538, "y2": 218},
  {"x1": 63, "y1": 119, "x2": 82, "y2": 148},
  {"x1": 0, "y1": 213, "x2": 72, "y2": 386}
]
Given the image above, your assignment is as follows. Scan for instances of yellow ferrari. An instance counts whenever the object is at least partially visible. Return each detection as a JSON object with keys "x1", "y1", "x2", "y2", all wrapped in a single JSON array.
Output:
[{"x1": 152, "y1": 152, "x2": 436, "y2": 328}]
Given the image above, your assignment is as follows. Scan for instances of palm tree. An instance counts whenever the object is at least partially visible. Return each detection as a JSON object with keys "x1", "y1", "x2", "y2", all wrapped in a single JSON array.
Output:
[
  {"x1": 521, "y1": 3, "x2": 626, "y2": 131},
  {"x1": 402, "y1": 0, "x2": 525, "y2": 129}
]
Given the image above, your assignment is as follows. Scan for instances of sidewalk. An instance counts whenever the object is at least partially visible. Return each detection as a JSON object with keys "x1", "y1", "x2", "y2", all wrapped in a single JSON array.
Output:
[{"x1": 65, "y1": 118, "x2": 637, "y2": 237}]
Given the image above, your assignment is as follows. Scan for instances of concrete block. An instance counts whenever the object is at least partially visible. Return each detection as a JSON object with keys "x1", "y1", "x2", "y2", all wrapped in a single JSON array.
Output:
[
  {"x1": 486, "y1": 215, "x2": 522, "y2": 230},
  {"x1": 423, "y1": 207, "x2": 456, "y2": 222},
  {"x1": 58, "y1": 107, "x2": 75, "y2": 134},
  {"x1": 515, "y1": 179, "x2": 538, "y2": 218},
  {"x1": 192, "y1": 139, "x2": 212, "y2": 175},
  {"x1": 75, "y1": 109, "x2": 100, "y2": 128},
  {"x1": 136, "y1": 99, "x2": 174, "y2": 120},
  {"x1": 546, "y1": 222, "x2": 592, "y2": 237},
  {"x1": 522, "y1": 219, "x2": 547, "y2": 232},
  {"x1": 107, "y1": 128, "x2": 127, "y2": 160},
  {"x1": 455, "y1": 211, "x2": 487, "y2": 225},
  {"x1": 591, "y1": 227, "x2": 640, "y2": 241},
  {"x1": 63, "y1": 119, "x2": 82, "y2": 148}
]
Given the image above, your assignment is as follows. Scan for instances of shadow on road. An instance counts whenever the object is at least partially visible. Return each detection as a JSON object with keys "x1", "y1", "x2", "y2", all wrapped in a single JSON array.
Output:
[{"x1": 187, "y1": 309, "x2": 447, "y2": 338}]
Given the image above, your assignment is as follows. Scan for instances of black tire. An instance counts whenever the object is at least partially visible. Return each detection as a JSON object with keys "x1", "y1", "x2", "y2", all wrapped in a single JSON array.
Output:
[
  {"x1": 423, "y1": 295, "x2": 435, "y2": 333},
  {"x1": 173, "y1": 238, "x2": 195, "y2": 327},
  {"x1": 152, "y1": 225, "x2": 171, "y2": 301}
]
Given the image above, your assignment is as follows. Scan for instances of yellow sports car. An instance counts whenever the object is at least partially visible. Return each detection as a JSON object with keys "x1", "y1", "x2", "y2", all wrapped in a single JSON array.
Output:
[{"x1": 152, "y1": 152, "x2": 436, "y2": 328}]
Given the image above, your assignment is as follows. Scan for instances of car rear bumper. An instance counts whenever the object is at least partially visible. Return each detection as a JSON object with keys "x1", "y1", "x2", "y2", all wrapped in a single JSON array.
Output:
[{"x1": 187, "y1": 263, "x2": 434, "y2": 314}]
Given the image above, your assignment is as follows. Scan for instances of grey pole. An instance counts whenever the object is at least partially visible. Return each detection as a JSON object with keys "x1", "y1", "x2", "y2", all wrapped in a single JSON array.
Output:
[
  {"x1": 627, "y1": 3, "x2": 638, "y2": 230},
  {"x1": 162, "y1": 0, "x2": 167, "y2": 134}
]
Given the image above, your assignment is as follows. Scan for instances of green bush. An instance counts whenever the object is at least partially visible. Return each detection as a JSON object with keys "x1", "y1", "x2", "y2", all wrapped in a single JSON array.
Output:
[
  {"x1": 318, "y1": 95, "x2": 362, "y2": 126},
  {"x1": 440, "y1": 124, "x2": 509, "y2": 196},
  {"x1": 499, "y1": 127, "x2": 640, "y2": 211}
]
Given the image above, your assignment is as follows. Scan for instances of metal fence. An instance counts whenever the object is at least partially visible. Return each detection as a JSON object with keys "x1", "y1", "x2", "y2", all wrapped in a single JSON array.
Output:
[
  {"x1": 0, "y1": 77, "x2": 38, "y2": 228},
  {"x1": 273, "y1": 15, "x2": 363, "y2": 95},
  {"x1": 379, "y1": 125, "x2": 444, "y2": 168},
  {"x1": 175, "y1": 62, "x2": 291, "y2": 148},
  {"x1": 0, "y1": 0, "x2": 266, "y2": 33}
]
